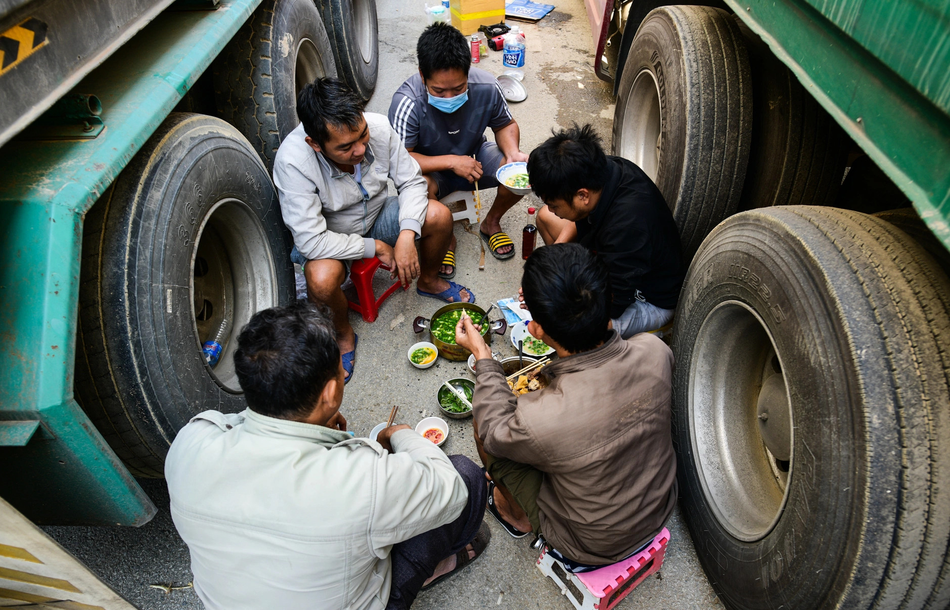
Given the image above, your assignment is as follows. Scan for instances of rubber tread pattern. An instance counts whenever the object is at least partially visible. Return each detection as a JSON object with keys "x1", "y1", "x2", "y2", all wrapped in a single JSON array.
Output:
[
  {"x1": 736, "y1": 21, "x2": 848, "y2": 211},
  {"x1": 213, "y1": 0, "x2": 336, "y2": 171},
  {"x1": 673, "y1": 206, "x2": 950, "y2": 609},
  {"x1": 613, "y1": 6, "x2": 752, "y2": 263}
]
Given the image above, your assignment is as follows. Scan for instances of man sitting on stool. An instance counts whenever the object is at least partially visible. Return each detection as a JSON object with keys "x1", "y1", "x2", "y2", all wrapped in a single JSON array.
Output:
[
  {"x1": 527, "y1": 124, "x2": 684, "y2": 337},
  {"x1": 454, "y1": 244, "x2": 677, "y2": 570}
]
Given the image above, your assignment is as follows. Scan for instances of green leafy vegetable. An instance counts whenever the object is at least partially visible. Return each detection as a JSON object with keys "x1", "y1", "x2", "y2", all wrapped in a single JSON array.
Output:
[
  {"x1": 411, "y1": 347, "x2": 435, "y2": 364},
  {"x1": 440, "y1": 382, "x2": 474, "y2": 413},
  {"x1": 431, "y1": 309, "x2": 486, "y2": 345},
  {"x1": 523, "y1": 335, "x2": 550, "y2": 355},
  {"x1": 505, "y1": 173, "x2": 530, "y2": 189}
]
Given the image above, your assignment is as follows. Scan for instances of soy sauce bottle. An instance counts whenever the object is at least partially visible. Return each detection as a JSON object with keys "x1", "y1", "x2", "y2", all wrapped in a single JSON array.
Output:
[{"x1": 523, "y1": 207, "x2": 537, "y2": 260}]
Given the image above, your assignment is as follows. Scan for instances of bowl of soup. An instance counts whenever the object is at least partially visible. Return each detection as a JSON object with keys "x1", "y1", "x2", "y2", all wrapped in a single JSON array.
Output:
[{"x1": 496, "y1": 162, "x2": 532, "y2": 196}]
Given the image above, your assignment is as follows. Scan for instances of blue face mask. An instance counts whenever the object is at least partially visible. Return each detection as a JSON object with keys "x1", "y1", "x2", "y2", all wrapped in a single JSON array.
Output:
[{"x1": 427, "y1": 90, "x2": 468, "y2": 114}]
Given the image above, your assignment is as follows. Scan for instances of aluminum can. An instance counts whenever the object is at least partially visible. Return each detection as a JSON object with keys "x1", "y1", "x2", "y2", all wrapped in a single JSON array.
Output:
[{"x1": 471, "y1": 35, "x2": 480, "y2": 63}]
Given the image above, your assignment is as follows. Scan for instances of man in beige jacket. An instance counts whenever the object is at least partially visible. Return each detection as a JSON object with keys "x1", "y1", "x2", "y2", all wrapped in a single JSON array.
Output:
[
  {"x1": 166, "y1": 301, "x2": 488, "y2": 609},
  {"x1": 456, "y1": 244, "x2": 676, "y2": 571}
]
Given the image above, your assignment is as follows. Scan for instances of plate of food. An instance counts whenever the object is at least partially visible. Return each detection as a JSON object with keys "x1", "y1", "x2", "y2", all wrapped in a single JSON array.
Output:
[
  {"x1": 510, "y1": 320, "x2": 554, "y2": 356},
  {"x1": 495, "y1": 162, "x2": 532, "y2": 196}
]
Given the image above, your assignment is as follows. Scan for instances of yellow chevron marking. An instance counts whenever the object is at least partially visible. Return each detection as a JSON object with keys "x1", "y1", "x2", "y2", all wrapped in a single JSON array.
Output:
[
  {"x1": 0, "y1": 565, "x2": 82, "y2": 593},
  {"x1": 0, "y1": 543, "x2": 42, "y2": 563}
]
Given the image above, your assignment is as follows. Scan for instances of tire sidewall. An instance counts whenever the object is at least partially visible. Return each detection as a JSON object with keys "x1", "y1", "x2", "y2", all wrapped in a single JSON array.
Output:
[
  {"x1": 111, "y1": 115, "x2": 292, "y2": 449},
  {"x1": 672, "y1": 214, "x2": 881, "y2": 607},
  {"x1": 614, "y1": 9, "x2": 687, "y2": 219}
]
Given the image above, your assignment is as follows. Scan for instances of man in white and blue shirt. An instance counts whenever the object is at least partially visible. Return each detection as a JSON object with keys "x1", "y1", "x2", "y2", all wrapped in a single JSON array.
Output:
[{"x1": 389, "y1": 23, "x2": 529, "y2": 276}]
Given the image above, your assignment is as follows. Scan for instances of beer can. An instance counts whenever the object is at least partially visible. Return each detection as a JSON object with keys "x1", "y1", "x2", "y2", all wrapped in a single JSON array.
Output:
[{"x1": 471, "y1": 35, "x2": 480, "y2": 63}]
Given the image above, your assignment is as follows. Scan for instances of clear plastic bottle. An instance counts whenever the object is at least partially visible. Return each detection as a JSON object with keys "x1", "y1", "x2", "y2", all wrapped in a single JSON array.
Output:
[
  {"x1": 425, "y1": 3, "x2": 449, "y2": 24},
  {"x1": 502, "y1": 26, "x2": 526, "y2": 80},
  {"x1": 202, "y1": 316, "x2": 231, "y2": 368},
  {"x1": 523, "y1": 206, "x2": 537, "y2": 260}
]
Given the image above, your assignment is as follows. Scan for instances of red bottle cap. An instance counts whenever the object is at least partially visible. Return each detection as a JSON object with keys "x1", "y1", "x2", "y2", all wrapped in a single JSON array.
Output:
[{"x1": 528, "y1": 207, "x2": 536, "y2": 214}]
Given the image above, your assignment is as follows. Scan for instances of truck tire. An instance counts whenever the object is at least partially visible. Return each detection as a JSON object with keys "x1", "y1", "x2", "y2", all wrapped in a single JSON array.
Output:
[
  {"x1": 213, "y1": 0, "x2": 336, "y2": 171},
  {"x1": 876, "y1": 208, "x2": 950, "y2": 277},
  {"x1": 613, "y1": 6, "x2": 751, "y2": 262},
  {"x1": 318, "y1": 0, "x2": 379, "y2": 101},
  {"x1": 672, "y1": 206, "x2": 950, "y2": 609},
  {"x1": 75, "y1": 114, "x2": 294, "y2": 477},
  {"x1": 736, "y1": 21, "x2": 848, "y2": 210}
]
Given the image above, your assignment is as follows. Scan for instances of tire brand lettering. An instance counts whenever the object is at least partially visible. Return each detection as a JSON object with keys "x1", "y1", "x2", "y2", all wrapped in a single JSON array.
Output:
[
  {"x1": 763, "y1": 551, "x2": 784, "y2": 584},
  {"x1": 177, "y1": 224, "x2": 189, "y2": 245},
  {"x1": 685, "y1": 264, "x2": 714, "y2": 306},
  {"x1": 244, "y1": 171, "x2": 259, "y2": 192},
  {"x1": 652, "y1": 51, "x2": 666, "y2": 104},
  {"x1": 729, "y1": 264, "x2": 784, "y2": 323}
]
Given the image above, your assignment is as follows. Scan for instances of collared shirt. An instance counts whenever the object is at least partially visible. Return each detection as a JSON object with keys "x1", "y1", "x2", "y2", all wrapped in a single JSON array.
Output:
[
  {"x1": 473, "y1": 331, "x2": 678, "y2": 565},
  {"x1": 273, "y1": 112, "x2": 430, "y2": 262},
  {"x1": 165, "y1": 409, "x2": 468, "y2": 610},
  {"x1": 576, "y1": 156, "x2": 684, "y2": 315},
  {"x1": 388, "y1": 67, "x2": 513, "y2": 156}
]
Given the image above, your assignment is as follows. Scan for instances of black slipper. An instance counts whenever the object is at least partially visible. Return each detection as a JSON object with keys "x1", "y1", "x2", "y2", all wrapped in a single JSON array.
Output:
[
  {"x1": 486, "y1": 480, "x2": 529, "y2": 539},
  {"x1": 421, "y1": 522, "x2": 491, "y2": 591}
]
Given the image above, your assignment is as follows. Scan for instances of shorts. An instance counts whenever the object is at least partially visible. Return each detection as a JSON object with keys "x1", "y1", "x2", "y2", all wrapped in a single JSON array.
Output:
[
  {"x1": 290, "y1": 195, "x2": 402, "y2": 266},
  {"x1": 611, "y1": 299, "x2": 675, "y2": 339},
  {"x1": 430, "y1": 141, "x2": 506, "y2": 198},
  {"x1": 482, "y1": 451, "x2": 543, "y2": 534}
]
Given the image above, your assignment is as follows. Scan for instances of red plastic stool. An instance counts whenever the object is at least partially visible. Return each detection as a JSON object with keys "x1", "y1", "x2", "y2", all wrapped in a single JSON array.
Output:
[
  {"x1": 536, "y1": 528, "x2": 670, "y2": 610},
  {"x1": 346, "y1": 256, "x2": 401, "y2": 323}
]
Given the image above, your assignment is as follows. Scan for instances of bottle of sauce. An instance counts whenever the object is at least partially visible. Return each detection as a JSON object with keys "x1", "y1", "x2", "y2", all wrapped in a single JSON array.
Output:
[{"x1": 523, "y1": 206, "x2": 537, "y2": 260}]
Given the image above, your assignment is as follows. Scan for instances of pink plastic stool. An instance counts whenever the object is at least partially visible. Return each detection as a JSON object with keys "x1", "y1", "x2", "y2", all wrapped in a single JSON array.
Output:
[
  {"x1": 536, "y1": 528, "x2": 670, "y2": 610},
  {"x1": 346, "y1": 256, "x2": 401, "y2": 323}
]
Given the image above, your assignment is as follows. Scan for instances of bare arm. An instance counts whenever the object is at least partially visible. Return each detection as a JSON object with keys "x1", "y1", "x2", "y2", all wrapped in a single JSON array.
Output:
[
  {"x1": 492, "y1": 121, "x2": 528, "y2": 163},
  {"x1": 408, "y1": 146, "x2": 484, "y2": 183}
]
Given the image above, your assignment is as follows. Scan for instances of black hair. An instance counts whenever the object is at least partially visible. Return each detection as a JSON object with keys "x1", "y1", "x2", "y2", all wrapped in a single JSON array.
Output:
[
  {"x1": 417, "y1": 22, "x2": 471, "y2": 80},
  {"x1": 522, "y1": 243, "x2": 611, "y2": 353},
  {"x1": 234, "y1": 300, "x2": 340, "y2": 420},
  {"x1": 296, "y1": 77, "x2": 367, "y2": 147},
  {"x1": 527, "y1": 123, "x2": 612, "y2": 203}
]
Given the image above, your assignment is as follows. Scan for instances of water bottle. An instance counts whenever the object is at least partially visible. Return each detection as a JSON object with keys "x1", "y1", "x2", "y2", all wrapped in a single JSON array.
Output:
[
  {"x1": 202, "y1": 316, "x2": 231, "y2": 368},
  {"x1": 502, "y1": 26, "x2": 526, "y2": 80},
  {"x1": 425, "y1": 3, "x2": 449, "y2": 24}
]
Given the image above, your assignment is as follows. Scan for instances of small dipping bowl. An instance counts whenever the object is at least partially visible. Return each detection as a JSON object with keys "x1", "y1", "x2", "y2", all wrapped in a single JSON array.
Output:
[
  {"x1": 369, "y1": 422, "x2": 388, "y2": 442},
  {"x1": 437, "y1": 378, "x2": 475, "y2": 420},
  {"x1": 467, "y1": 351, "x2": 501, "y2": 375},
  {"x1": 415, "y1": 417, "x2": 449, "y2": 447},
  {"x1": 407, "y1": 341, "x2": 438, "y2": 369}
]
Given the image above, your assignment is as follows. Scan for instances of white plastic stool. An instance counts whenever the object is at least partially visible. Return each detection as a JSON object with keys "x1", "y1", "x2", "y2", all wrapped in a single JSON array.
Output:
[
  {"x1": 536, "y1": 528, "x2": 670, "y2": 610},
  {"x1": 440, "y1": 190, "x2": 478, "y2": 225}
]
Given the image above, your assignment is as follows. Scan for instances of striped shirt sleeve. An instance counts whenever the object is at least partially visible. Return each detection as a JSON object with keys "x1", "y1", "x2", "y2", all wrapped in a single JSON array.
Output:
[{"x1": 388, "y1": 93, "x2": 419, "y2": 149}]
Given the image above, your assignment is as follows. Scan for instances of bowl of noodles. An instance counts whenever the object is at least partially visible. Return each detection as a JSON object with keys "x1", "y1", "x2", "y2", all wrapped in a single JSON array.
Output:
[{"x1": 496, "y1": 162, "x2": 532, "y2": 196}]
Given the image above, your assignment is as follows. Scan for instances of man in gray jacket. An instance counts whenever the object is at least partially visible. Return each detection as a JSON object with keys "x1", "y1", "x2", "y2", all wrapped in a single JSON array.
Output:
[
  {"x1": 455, "y1": 244, "x2": 676, "y2": 570},
  {"x1": 166, "y1": 301, "x2": 488, "y2": 609},
  {"x1": 274, "y1": 78, "x2": 474, "y2": 384}
]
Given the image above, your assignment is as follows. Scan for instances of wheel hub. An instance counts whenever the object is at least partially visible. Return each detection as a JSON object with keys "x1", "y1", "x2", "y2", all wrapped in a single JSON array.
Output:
[{"x1": 757, "y1": 373, "x2": 791, "y2": 461}]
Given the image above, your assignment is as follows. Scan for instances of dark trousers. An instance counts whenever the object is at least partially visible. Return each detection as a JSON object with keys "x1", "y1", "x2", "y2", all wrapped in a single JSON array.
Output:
[{"x1": 386, "y1": 455, "x2": 487, "y2": 610}]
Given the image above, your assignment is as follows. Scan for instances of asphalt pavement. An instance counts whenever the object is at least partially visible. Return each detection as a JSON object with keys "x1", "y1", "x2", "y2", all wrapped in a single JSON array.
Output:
[{"x1": 44, "y1": 0, "x2": 721, "y2": 607}]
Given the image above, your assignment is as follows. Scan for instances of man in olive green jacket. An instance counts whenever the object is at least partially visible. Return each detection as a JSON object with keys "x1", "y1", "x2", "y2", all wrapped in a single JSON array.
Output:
[{"x1": 456, "y1": 244, "x2": 676, "y2": 570}]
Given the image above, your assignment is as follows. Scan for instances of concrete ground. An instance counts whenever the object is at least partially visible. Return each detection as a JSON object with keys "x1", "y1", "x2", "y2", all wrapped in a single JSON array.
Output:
[{"x1": 44, "y1": 0, "x2": 721, "y2": 607}]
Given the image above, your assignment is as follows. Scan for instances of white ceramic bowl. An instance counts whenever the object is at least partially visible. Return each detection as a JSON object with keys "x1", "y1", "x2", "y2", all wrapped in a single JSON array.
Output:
[
  {"x1": 415, "y1": 416, "x2": 449, "y2": 447},
  {"x1": 407, "y1": 341, "x2": 438, "y2": 369},
  {"x1": 496, "y1": 162, "x2": 532, "y2": 196},
  {"x1": 468, "y1": 351, "x2": 501, "y2": 374},
  {"x1": 369, "y1": 422, "x2": 388, "y2": 442}
]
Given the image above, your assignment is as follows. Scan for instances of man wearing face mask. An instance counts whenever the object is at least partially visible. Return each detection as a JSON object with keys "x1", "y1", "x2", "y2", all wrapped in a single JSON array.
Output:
[{"x1": 389, "y1": 22, "x2": 529, "y2": 279}]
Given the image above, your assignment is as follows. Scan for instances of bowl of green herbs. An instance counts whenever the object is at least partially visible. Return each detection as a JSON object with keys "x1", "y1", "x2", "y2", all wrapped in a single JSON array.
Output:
[{"x1": 438, "y1": 378, "x2": 475, "y2": 419}]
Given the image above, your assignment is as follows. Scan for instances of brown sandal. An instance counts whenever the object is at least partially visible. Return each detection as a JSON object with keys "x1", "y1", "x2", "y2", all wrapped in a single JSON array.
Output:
[{"x1": 421, "y1": 522, "x2": 491, "y2": 590}]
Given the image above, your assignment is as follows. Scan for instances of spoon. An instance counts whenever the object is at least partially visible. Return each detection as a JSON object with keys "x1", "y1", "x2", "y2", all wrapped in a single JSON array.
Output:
[{"x1": 441, "y1": 381, "x2": 473, "y2": 410}]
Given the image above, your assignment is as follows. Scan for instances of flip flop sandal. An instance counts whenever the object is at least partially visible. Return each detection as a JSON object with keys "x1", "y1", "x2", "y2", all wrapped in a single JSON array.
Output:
[
  {"x1": 480, "y1": 230, "x2": 516, "y2": 261},
  {"x1": 417, "y1": 280, "x2": 475, "y2": 304},
  {"x1": 341, "y1": 334, "x2": 358, "y2": 384},
  {"x1": 421, "y1": 522, "x2": 492, "y2": 591},
  {"x1": 439, "y1": 249, "x2": 456, "y2": 280},
  {"x1": 486, "y1": 480, "x2": 529, "y2": 539}
]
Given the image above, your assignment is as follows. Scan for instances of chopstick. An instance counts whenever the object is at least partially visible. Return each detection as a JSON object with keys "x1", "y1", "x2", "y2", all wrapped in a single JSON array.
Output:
[
  {"x1": 386, "y1": 405, "x2": 399, "y2": 428},
  {"x1": 473, "y1": 154, "x2": 486, "y2": 271},
  {"x1": 442, "y1": 381, "x2": 473, "y2": 410},
  {"x1": 505, "y1": 357, "x2": 550, "y2": 382}
]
